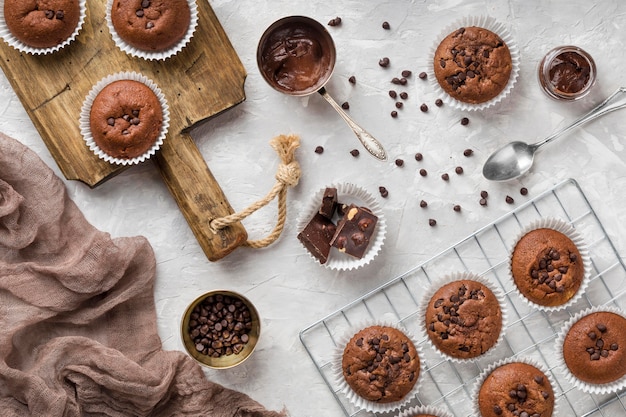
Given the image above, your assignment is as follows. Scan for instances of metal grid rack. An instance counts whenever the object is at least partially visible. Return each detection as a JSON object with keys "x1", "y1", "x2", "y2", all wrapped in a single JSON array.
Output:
[{"x1": 300, "y1": 178, "x2": 626, "y2": 417}]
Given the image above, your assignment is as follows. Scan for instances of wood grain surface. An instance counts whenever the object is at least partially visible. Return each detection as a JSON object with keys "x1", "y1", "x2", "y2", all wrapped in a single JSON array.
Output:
[{"x1": 0, "y1": 0, "x2": 249, "y2": 261}]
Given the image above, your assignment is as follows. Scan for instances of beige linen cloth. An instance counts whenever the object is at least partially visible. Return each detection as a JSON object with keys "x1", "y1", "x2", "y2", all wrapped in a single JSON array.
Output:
[{"x1": 0, "y1": 132, "x2": 287, "y2": 417}]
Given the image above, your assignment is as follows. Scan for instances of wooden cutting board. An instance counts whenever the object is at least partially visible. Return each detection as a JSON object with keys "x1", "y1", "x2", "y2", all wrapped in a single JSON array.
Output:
[{"x1": 0, "y1": 0, "x2": 249, "y2": 261}]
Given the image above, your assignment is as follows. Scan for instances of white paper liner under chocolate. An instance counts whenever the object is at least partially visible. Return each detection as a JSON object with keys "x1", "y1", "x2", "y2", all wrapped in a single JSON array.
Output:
[
  {"x1": 397, "y1": 404, "x2": 454, "y2": 417},
  {"x1": 472, "y1": 356, "x2": 559, "y2": 417},
  {"x1": 106, "y1": 0, "x2": 198, "y2": 61},
  {"x1": 332, "y1": 320, "x2": 423, "y2": 414},
  {"x1": 427, "y1": 15, "x2": 520, "y2": 111},
  {"x1": 79, "y1": 71, "x2": 170, "y2": 166},
  {"x1": 508, "y1": 218, "x2": 591, "y2": 313},
  {"x1": 296, "y1": 183, "x2": 386, "y2": 271},
  {"x1": 554, "y1": 306, "x2": 626, "y2": 394},
  {"x1": 418, "y1": 272, "x2": 508, "y2": 363},
  {"x1": 0, "y1": 0, "x2": 87, "y2": 55}
]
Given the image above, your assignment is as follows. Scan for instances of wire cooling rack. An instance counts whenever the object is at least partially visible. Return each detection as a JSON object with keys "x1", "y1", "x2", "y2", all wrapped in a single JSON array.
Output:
[{"x1": 300, "y1": 178, "x2": 626, "y2": 417}]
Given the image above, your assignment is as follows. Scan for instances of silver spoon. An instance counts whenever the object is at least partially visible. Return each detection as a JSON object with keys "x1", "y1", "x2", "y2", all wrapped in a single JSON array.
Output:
[{"x1": 483, "y1": 87, "x2": 626, "y2": 181}]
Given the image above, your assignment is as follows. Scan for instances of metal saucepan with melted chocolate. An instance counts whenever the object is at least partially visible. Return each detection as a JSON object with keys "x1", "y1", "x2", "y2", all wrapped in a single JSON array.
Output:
[{"x1": 257, "y1": 16, "x2": 387, "y2": 161}]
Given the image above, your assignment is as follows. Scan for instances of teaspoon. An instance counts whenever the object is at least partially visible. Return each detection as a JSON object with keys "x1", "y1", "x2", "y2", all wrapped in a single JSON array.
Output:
[{"x1": 483, "y1": 87, "x2": 626, "y2": 181}]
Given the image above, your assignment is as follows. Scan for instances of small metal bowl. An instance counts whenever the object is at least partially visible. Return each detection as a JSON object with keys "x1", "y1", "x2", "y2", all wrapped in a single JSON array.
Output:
[{"x1": 180, "y1": 290, "x2": 261, "y2": 369}]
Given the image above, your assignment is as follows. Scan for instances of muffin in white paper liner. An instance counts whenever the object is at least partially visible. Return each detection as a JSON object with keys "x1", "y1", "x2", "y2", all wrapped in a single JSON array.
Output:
[
  {"x1": 332, "y1": 320, "x2": 423, "y2": 414},
  {"x1": 296, "y1": 183, "x2": 386, "y2": 271},
  {"x1": 397, "y1": 404, "x2": 454, "y2": 417},
  {"x1": 427, "y1": 15, "x2": 520, "y2": 111},
  {"x1": 106, "y1": 0, "x2": 198, "y2": 61},
  {"x1": 418, "y1": 272, "x2": 507, "y2": 363},
  {"x1": 0, "y1": 0, "x2": 87, "y2": 55},
  {"x1": 472, "y1": 357, "x2": 558, "y2": 417},
  {"x1": 508, "y1": 218, "x2": 591, "y2": 313},
  {"x1": 79, "y1": 71, "x2": 170, "y2": 166},
  {"x1": 553, "y1": 306, "x2": 626, "y2": 394}
]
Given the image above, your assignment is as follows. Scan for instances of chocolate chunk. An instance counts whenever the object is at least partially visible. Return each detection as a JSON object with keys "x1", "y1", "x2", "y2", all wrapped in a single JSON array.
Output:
[
  {"x1": 319, "y1": 187, "x2": 338, "y2": 219},
  {"x1": 298, "y1": 213, "x2": 337, "y2": 264},
  {"x1": 330, "y1": 205, "x2": 378, "y2": 259}
]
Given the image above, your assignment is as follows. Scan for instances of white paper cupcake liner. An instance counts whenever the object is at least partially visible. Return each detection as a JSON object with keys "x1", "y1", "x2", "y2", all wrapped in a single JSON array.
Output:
[
  {"x1": 332, "y1": 320, "x2": 423, "y2": 414},
  {"x1": 508, "y1": 218, "x2": 591, "y2": 313},
  {"x1": 296, "y1": 183, "x2": 386, "y2": 271},
  {"x1": 0, "y1": 0, "x2": 87, "y2": 55},
  {"x1": 427, "y1": 15, "x2": 520, "y2": 111},
  {"x1": 397, "y1": 404, "x2": 454, "y2": 417},
  {"x1": 79, "y1": 71, "x2": 170, "y2": 166},
  {"x1": 106, "y1": 0, "x2": 198, "y2": 61},
  {"x1": 554, "y1": 306, "x2": 626, "y2": 394},
  {"x1": 472, "y1": 357, "x2": 559, "y2": 417},
  {"x1": 418, "y1": 272, "x2": 508, "y2": 363}
]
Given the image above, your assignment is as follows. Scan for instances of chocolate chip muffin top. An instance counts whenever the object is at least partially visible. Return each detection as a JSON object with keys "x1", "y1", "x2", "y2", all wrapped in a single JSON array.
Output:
[
  {"x1": 478, "y1": 362, "x2": 554, "y2": 417},
  {"x1": 563, "y1": 311, "x2": 626, "y2": 385},
  {"x1": 511, "y1": 228, "x2": 584, "y2": 307},
  {"x1": 110, "y1": 0, "x2": 191, "y2": 52},
  {"x1": 4, "y1": 0, "x2": 81, "y2": 48},
  {"x1": 342, "y1": 325, "x2": 419, "y2": 404},
  {"x1": 425, "y1": 279, "x2": 502, "y2": 360},
  {"x1": 433, "y1": 26, "x2": 512, "y2": 104}
]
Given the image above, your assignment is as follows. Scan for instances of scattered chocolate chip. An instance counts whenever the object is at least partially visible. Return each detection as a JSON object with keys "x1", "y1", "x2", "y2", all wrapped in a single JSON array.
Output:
[
  {"x1": 350, "y1": 149, "x2": 360, "y2": 157},
  {"x1": 455, "y1": 166, "x2": 464, "y2": 174},
  {"x1": 399, "y1": 77, "x2": 407, "y2": 85},
  {"x1": 419, "y1": 71, "x2": 427, "y2": 79},
  {"x1": 395, "y1": 158, "x2": 404, "y2": 167},
  {"x1": 420, "y1": 103, "x2": 428, "y2": 112},
  {"x1": 453, "y1": 205, "x2": 461, "y2": 212},
  {"x1": 480, "y1": 190, "x2": 488, "y2": 199},
  {"x1": 414, "y1": 152, "x2": 423, "y2": 161},
  {"x1": 388, "y1": 90, "x2": 397, "y2": 99},
  {"x1": 419, "y1": 168, "x2": 427, "y2": 177},
  {"x1": 314, "y1": 146, "x2": 324, "y2": 154},
  {"x1": 399, "y1": 92, "x2": 408, "y2": 99},
  {"x1": 520, "y1": 187, "x2": 528, "y2": 195},
  {"x1": 463, "y1": 149, "x2": 473, "y2": 157},
  {"x1": 460, "y1": 117, "x2": 470, "y2": 125},
  {"x1": 435, "y1": 98, "x2": 443, "y2": 107},
  {"x1": 379, "y1": 57, "x2": 390, "y2": 67},
  {"x1": 429, "y1": 219, "x2": 437, "y2": 226},
  {"x1": 480, "y1": 198, "x2": 487, "y2": 206},
  {"x1": 505, "y1": 195, "x2": 515, "y2": 204},
  {"x1": 348, "y1": 75, "x2": 356, "y2": 84},
  {"x1": 382, "y1": 21, "x2": 390, "y2": 30},
  {"x1": 395, "y1": 102, "x2": 403, "y2": 109},
  {"x1": 391, "y1": 77, "x2": 402, "y2": 85},
  {"x1": 441, "y1": 173, "x2": 449, "y2": 181},
  {"x1": 379, "y1": 186, "x2": 389, "y2": 198},
  {"x1": 341, "y1": 101, "x2": 350, "y2": 109},
  {"x1": 420, "y1": 200, "x2": 428, "y2": 208},
  {"x1": 401, "y1": 70, "x2": 412, "y2": 77},
  {"x1": 391, "y1": 110, "x2": 398, "y2": 118},
  {"x1": 328, "y1": 17, "x2": 342, "y2": 26}
]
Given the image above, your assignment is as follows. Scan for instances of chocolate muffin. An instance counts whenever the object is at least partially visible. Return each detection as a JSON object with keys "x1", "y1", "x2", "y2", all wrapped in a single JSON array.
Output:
[
  {"x1": 110, "y1": 0, "x2": 191, "y2": 52},
  {"x1": 511, "y1": 228, "x2": 584, "y2": 307},
  {"x1": 433, "y1": 26, "x2": 512, "y2": 104},
  {"x1": 425, "y1": 279, "x2": 502, "y2": 360},
  {"x1": 562, "y1": 311, "x2": 626, "y2": 385},
  {"x1": 89, "y1": 79, "x2": 164, "y2": 160},
  {"x1": 478, "y1": 362, "x2": 554, "y2": 417},
  {"x1": 4, "y1": 0, "x2": 81, "y2": 48},
  {"x1": 342, "y1": 325, "x2": 419, "y2": 404}
]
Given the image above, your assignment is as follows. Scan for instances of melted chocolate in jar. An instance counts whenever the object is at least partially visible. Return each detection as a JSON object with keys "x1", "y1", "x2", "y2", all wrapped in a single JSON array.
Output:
[
  {"x1": 261, "y1": 25, "x2": 331, "y2": 93},
  {"x1": 549, "y1": 51, "x2": 591, "y2": 94}
]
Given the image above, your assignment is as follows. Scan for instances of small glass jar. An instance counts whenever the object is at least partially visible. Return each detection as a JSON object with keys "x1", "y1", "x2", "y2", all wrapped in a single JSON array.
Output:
[{"x1": 538, "y1": 46, "x2": 596, "y2": 101}]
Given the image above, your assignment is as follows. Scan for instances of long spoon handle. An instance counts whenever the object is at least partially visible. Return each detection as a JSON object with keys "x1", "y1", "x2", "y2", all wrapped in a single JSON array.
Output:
[
  {"x1": 318, "y1": 87, "x2": 388, "y2": 161},
  {"x1": 536, "y1": 87, "x2": 626, "y2": 149}
]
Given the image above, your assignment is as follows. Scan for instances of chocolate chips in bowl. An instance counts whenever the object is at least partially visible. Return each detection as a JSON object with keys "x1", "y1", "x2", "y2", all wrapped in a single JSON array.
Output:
[{"x1": 181, "y1": 290, "x2": 260, "y2": 369}]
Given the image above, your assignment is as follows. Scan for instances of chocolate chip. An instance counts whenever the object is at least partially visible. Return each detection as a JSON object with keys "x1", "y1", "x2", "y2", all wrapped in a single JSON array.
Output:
[
  {"x1": 420, "y1": 200, "x2": 427, "y2": 208},
  {"x1": 142, "y1": 0, "x2": 151, "y2": 7},
  {"x1": 314, "y1": 146, "x2": 324, "y2": 154},
  {"x1": 435, "y1": 98, "x2": 443, "y2": 107},
  {"x1": 56, "y1": 10, "x2": 64, "y2": 20},
  {"x1": 348, "y1": 75, "x2": 356, "y2": 84},
  {"x1": 389, "y1": 90, "x2": 397, "y2": 99},
  {"x1": 455, "y1": 166, "x2": 463, "y2": 174},
  {"x1": 460, "y1": 117, "x2": 470, "y2": 125},
  {"x1": 463, "y1": 148, "x2": 473, "y2": 157},
  {"x1": 493, "y1": 405, "x2": 503, "y2": 415},
  {"x1": 379, "y1": 186, "x2": 389, "y2": 198},
  {"x1": 395, "y1": 102, "x2": 403, "y2": 109},
  {"x1": 131, "y1": 118, "x2": 140, "y2": 125},
  {"x1": 441, "y1": 173, "x2": 449, "y2": 181},
  {"x1": 480, "y1": 198, "x2": 487, "y2": 206},
  {"x1": 506, "y1": 195, "x2": 514, "y2": 204},
  {"x1": 146, "y1": 21, "x2": 154, "y2": 29},
  {"x1": 399, "y1": 78, "x2": 407, "y2": 85},
  {"x1": 419, "y1": 71, "x2": 427, "y2": 79},
  {"x1": 420, "y1": 103, "x2": 428, "y2": 112},
  {"x1": 136, "y1": 9, "x2": 144, "y2": 17},
  {"x1": 480, "y1": 190, "x2": 488, "y2": 199},
  {"x1": 395, "y1": 158, "x2": 404, "y2": 167},
  {"x1": 45, "y1": 10, "x2": 54, "y2": 19},
  {"x1": 382, "y1": 21, "x2": 390, "y2": 29},
  {"x1": 402, "y1": 70, "x2": 412, "y2": 77},
  {"x1": 391, "y1": 77, "x2": 402, "y2": 85},
  {"x1": 429, "y1": 219, "x2": 437, "y2": 226},
  {"x1": 350, "y1": 149, "x2": 360, "y2": 157},
  {"x1": 520, "y1": 187, "x2": 529, "y2": 195},
  {"x1": 391, "y1": 110, "x2": 398, "y2": 118},
  {"x1": 419, "y1": 168, "x2": 427, "y2": 177},
  {"x1": 399, "y1": 92, "x2": 408, "y2": 99},
  {"x1": 107, "y1": 117, "x2": 115, "y2": 126},
  {"x1": 415, "y1": 152, "x2": 423, "y2": 161},
  {"x1": 328, "y1": 17, "x2": 342, "y2": 26},
  {"x1": 379, "y1": 57, "x2": 390, "y2": 67},
  {"x1": 534, "y1": 375, "x2": 544, "y2": 384},
  {"x1": 453, "y1": 205, "x2": 461, "y2": 212},
  {"x1": 341, "y1": 101, "x2": 350, "y2": 109},
  {"x1": 597, "y1": 323, "x2": 607, "y2": 332}
]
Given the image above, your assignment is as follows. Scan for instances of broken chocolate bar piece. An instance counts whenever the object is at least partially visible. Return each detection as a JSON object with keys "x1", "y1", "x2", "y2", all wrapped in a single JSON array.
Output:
[
  {"x1": 297, "y1": 213, "x2": 337, "y2": 264},
  {"x1": 319, "y1": 187, "x2": 338, "y2": 219},
  {"x1": 330, "y1": 204, "x2": 378, "y2": 259}
]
